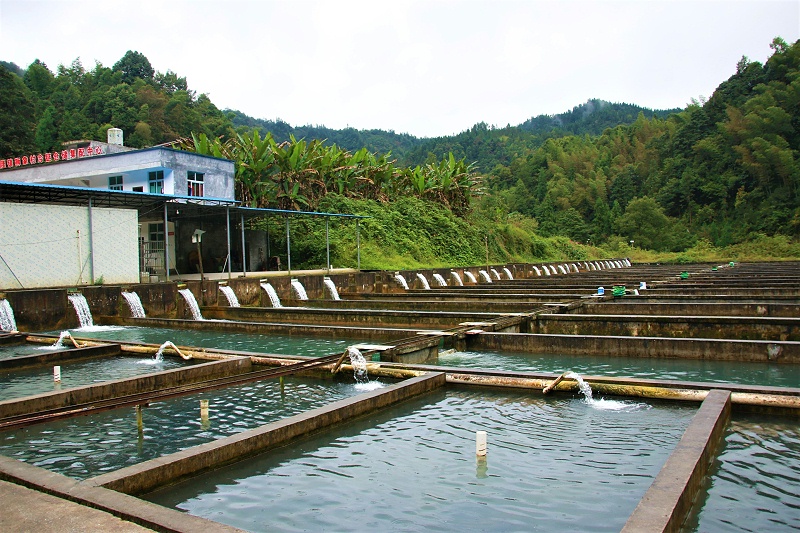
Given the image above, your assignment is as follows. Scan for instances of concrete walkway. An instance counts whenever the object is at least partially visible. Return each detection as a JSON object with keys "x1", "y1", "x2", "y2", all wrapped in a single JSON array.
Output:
[{"x1": 0, "y1": 480, "x2": 153, "y2": 532}]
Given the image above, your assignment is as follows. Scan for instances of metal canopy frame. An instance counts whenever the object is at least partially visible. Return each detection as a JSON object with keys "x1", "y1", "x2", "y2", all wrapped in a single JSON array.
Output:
[{"x1": 0, "y1": 180, "x2": 368, "y2": 281}]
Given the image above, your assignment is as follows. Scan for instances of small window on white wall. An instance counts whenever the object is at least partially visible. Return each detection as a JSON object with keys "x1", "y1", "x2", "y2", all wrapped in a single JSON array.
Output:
[
  {"x1": 109, "y1": 176, "x2": 123, "y2": 190},
  {"x1": 188, "y1": 171, "x2": 204, "y2": 197},
  {"x1": 148, "y1": 170, "x2": 164, "y2": 194}
]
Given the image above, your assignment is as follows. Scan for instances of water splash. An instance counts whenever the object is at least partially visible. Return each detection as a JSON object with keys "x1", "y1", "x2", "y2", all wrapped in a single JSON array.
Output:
[
  {"x1": 121, "y1": 291, "x2": 146, "y2": 318},
  {"x1": 291, "y1": 279, "x2": 308, "y2": 300},
  {"x1": 142, "y1": 341, "x2": 191, "y2": 364},
  {"x1": 416, "y1": 273, "x2": 431, "y2": 290},
  {"x1": 394, "y1": 273, "x2": 409, "y2": 290},
  {"x1": 490, "y1": 268, "x2": 501, "y2": 280},
  {"x1": 53, "y1": 330, "x2": 72, "y2": 348},
  {"x1": 478, "y1": 270, "x2": 492, "y2": 283},
  {"x1": 464, "y1": 271, "x2": 477, "y2": 283},
  {"x1": 565, "y1": 371, "x2": 646, "y2": 411},
  {"x1": 346, "y1": 346, "x2": 369, "y2": 383},
  {"x1": 450, "y1": 271, "x2": 463, "y2": 286},
  {"x1": 138, "y1": 343, "x2": 167, "y2": 365},
  {"x1": 0, "y1": 299, "x2": 17, "y2": 332},
  {"x1": 68, "y1": 293, "x2": 94, "y2": 328},
  {"x1": 260, "y1": 282, "x2": 282, "y2": 308},
  {"x1": 433, "y1": 273, "x2": 447, "y2": 287},
  {"x1": 532, "y1": 266, "x2": 541, "y2": 276},
  {"x1": 323, "y1": 277, "x2": 341, "y2": 300},
  {"x1": 178, "y1": 289, "x2": 204, "y2": 320},
  {"x1": 503, "y1": 267, "x2": 513, "y2": 280},
  {"x1": 219, "y1": 285, "x2": 240, "y2": 307}
]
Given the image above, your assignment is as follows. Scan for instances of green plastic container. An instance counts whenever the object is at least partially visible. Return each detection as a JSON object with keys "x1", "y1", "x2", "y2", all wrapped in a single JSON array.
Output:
[
  {"x1": 612, "y1": 285, "x2": 626, "y2": 297},
  {"x1": 680, "y1": 272, "x2": 689, "y2": 279}
]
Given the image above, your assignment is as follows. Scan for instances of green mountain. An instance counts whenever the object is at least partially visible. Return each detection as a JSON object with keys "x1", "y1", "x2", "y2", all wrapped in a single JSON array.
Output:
[
  {"x1": 1, "y1": 37, "x2": 797, "y2": 260},
  {"x1": 226, "y1": 110, "x2": 423, "y2": 158}
]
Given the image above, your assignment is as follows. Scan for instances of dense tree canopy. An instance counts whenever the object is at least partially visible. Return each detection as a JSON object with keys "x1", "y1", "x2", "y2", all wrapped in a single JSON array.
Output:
[{"x1": 0, "y1": 38, "x2": 797, "y2": 253}]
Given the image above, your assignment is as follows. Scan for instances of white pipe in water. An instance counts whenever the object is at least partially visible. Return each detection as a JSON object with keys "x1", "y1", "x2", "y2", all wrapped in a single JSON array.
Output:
[
  {"x1": 476, "y1": 430, "x2": 487, "y2": 456},
  {"x1": 53, "y1": 366, "x2": 61, "y2": 382}
]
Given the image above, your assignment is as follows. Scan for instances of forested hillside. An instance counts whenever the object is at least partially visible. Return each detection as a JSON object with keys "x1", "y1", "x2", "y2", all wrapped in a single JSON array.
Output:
[{"x1": 0, "y1": 37, "x2": 798, "y2": 266}]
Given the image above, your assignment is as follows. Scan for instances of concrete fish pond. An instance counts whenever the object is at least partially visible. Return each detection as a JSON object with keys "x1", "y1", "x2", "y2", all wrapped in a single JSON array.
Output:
[{"x1": 0, "y1": 260, "x2": 798, "y2": 532}]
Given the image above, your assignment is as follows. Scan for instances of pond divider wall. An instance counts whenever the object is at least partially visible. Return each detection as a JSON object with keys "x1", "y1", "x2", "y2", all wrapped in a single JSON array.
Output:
[
  {"x1": 621, "y1": 389, "x2": 732, "y2": 533},
  {"x1": 468, "y1": 331, "x2": 800, "y2": 363},
  {"x1": 88, "y1": 372, "x2": 446, "y2": 496},
  {"x1": 0, "y1": 357, "x2": 251, "y2": 419},
  {"x1": 0, "y1": 343, "x2": 121, "y2": 371}
]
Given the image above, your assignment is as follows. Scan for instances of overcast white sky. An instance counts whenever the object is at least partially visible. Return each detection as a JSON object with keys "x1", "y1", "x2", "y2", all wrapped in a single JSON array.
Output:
[{"x1": 1, "y1": 0, "x2": 798, "y2": 138}]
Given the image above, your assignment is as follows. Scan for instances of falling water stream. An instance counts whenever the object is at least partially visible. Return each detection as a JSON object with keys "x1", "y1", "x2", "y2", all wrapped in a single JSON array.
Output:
[
  {"x1": 67, "y1": 294, "x2": 94, "y2": 328},
  {"x1": 219, "y1": 286, "x2": 240, "y2": 307},
  {"x1": 121, "y1": 292, "x2": 146, "y2": 318},
  {"x1": 0, "y1": 299, "x2": 17, "y2": 331},
  {"x1": 260, "y1": 283, "x2": 282, "y2": 308},
  {"x1": 178, "y1": 289, "x2": 204, "y2": 320}
]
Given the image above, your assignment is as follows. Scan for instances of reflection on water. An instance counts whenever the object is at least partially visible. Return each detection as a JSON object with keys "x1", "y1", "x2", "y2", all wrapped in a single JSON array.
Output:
[
  {"x1": 438, "y1": 350, "x2": 800, "y2": 388},
  {"x1": 146, "y1": 389, "x2": 695, "y2": 532},
  {"x1": 0, "y1": 376, "x2": 369, "y2": 480},
  {"x1": 686, "y1": 415, "x2": 800, "y2": 532}
]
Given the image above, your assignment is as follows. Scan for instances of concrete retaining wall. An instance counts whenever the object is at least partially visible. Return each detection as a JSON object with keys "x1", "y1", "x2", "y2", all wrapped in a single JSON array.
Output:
[
  {"x1": 533, "y1": 313, "x2": 800, "y2": 341},
  {"x1": 574, "y1": 302, "x2": 800, "y2": 318},
  {"x1": 467, "y1": 332, "x2": 800, "y2": 363},
  {"x1": 202, "y1": 306, "x2": 507, "y2": 329},
  {"x1": 118, "y1": 317, "x2": 424, "y2": 342},
  {"x1": 0, "y1": 343, "x2": 120, "y2": 371}
]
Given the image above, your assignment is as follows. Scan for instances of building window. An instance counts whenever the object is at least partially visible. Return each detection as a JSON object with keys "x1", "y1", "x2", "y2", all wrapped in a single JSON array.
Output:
[
  {"x1": 148, "y1": 223, "x2": 165, "y2": 243},
  {"x1": 148, "y1": 170, "x2": 164, "y2": 194},
  {"x1": 109, "y1": 175, "x2": 123, "y2": 191},
  {"x1": 133, "y1": 186, "x2": 144, "y2": 192},
  {"x1": 188, "y1": 171, "x2": 204, "y2": 197}
]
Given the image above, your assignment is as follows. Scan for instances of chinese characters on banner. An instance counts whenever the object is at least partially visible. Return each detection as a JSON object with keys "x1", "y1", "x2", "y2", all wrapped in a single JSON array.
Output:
[{"x1": 0, "y1": 146, "x2": 104, "y2": 170}]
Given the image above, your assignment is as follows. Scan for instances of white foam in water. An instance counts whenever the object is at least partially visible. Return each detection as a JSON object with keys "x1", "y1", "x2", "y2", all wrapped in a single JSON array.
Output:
[
  {"x1": 565, "y1": 371, "x2": 647, "y2": 411},
  {"x1": 260, "y1": 283, "x2": 282, "y2": 308},
  {"x1": 451, "y1": 272, "x2": 463, "y2": 286},
  {"x1": 0, "y1": 299, "x2": 17, "y2": 331},
  {"x1": 479, "y1": 270, "x2": 492, "y2": 283},
  {"x1": 464, "y1": 271, "x2": 477, "y2": 283},
  {"x1": 354, "y1": 381, "x2": 385, "y2": 391},
  {"x1": 490, "y1": 268, "x2": 501, "y2": 280},
  {"x1": 121, "y1": 291, "x2": 146, "y2": 318},
  {"x1": 433, "y1": 273, "x2": 447, "y2": 287},
  {"x1": 394, "y1": 273, "x2": 409, "y2": 290},
  {"x1": 503, "y1": 267, "x2": 513, "y2": 280},
  {"x1": 416, "y1": 273, "x2": 431, "y2": 290},
  {"x1": 219, "y1": 286, "x2": 240, "y2": 307}
]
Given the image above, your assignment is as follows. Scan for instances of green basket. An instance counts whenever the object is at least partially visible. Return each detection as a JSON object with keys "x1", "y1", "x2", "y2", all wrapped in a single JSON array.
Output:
[
  {"x1": 612, "y1": 285, "x2": 626, "y2": 297},
  {"x1": 680, "y1": 272, "x2": 689, "y2": 279}
]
